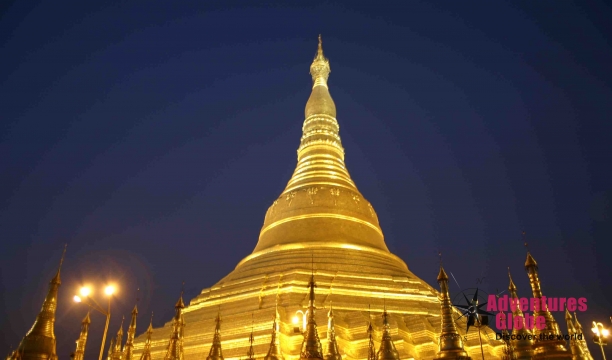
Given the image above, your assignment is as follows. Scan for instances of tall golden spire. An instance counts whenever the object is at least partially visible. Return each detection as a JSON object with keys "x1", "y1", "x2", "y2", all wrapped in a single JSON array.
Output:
[
  {"x1": 246, "y1": 314, "x2": 255, "y2": 360},
  {"x1": 324, "y1": 302, "x2": 342, "y2": 360},
  {"x1": 300, "y1": 274, "x2": 324, "y2": 360},
  {"x1": 107, "y1": 338, "x2": 116, "y2": 360},
  {"x1": 207, "y1": 312, "x2": 224, "y2": 360},
  {"x1": 375, "y1": 306, "x2": 400, "y2": 360},
  {"x1": 255, "y1": 35, "x2": 387, "y2": 254},
  {"x1": 523, "y1": 245, "x2": 571, "y2": 358},
  {"x1": 73, "y1": 311, "x2": 91, "y2": 360},
  {"x1": 506, "y1": 268, "x2": 533, "y2": 359},
  {"x1": 164, "y1": 292, "x2": 185, "y2": 360},
  {"x1": 573, "y1": 312, "x2": 593, "y2": 359},
  {"x1": 123, "y1": 304, "x2": 138, "y2": 360},
  {"x1": 366, "y1": 306, "x2": 375, "y2": 360},
  {"x1": 139, "y1": 313, "x2": 154, "y2": 360},
  {"x1": 564, "y1": 308, "x2": 590, "y2": 360},
  {"x1": 10, "y1": 245, "x2": 66, "y2": 360},
  {"x1": 110, "y1": 316, "x2": 125, "y2": 360},
  {"x1": 434, "y1": 264, "x2": 470, "y2": 360},
  {"x1": 265, "y1": 301, "x2": 284, "y2": 360}
]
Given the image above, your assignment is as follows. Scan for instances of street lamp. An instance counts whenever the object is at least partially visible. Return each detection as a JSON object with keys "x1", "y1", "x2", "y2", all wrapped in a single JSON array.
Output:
[
  {"x1": 74, "y1": 284, "x2": 116, "y2": 360},
  {"x1": 592, "y1": 321, "x2": 609, "y2": 360}
]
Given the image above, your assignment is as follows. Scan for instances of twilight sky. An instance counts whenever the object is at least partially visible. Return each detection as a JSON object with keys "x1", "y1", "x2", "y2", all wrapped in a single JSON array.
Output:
[{"x1": 1, "y1": 0, "x2": 611, "y2": 358}]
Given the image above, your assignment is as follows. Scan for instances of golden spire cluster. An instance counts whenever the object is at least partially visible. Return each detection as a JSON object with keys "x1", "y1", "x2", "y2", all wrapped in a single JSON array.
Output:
[{"x1": 72, "y1": 312, "x2": 91, "y2": 360}]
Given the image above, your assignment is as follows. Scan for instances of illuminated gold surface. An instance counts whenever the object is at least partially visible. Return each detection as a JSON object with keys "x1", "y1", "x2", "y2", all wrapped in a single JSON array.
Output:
[
  {"x1": 524, "y1": 252, "x2": 572, "y2": 359},
  {"x1": 300, "y1": 275, "x2": 324, "y2": 360},
  {"x1": 573, "y1": 313, "x2": 593, "y2": 360},
  {"x1": 9, "y1": 246, "x2": 65, "y2": 360},
  {"x1": 164, "y1": 294, "x2": 185, "y2": 360},
  {"x1": 132, "y1": 38, "x2": 504, "y2": 360},
  {"x1": 434, "y1": 266, "x2": 470, "y2": 360},
  {"x1": 506, "y1": 269, "x2": 534, "y2": 360},
  {"x1": 376, "y1": 309, "x2": 400, "y2": 360},
  {"x1": 324, "y1": 305, "x2": 342, "y2": 360},
  {"x1": 109, "y1": 317, "x2": 125, "y2": 360},
  {"x1": 265, "y1": 303, "x2": 284, "y2": 360},
  {"x1": 207, "y1": 314, "x2": 224, "y2": 360},
  {"x1": 140, "y1": 316, "x2": 154, "y2": 360},
  {"x1": 564, "y1": 309, "x2": 591, "y2": 360},
  {"x1": 74, "y1": 311, "x2": 91, "y2": 360},
  {"x1": 125, "y1": 306, "x2": 139, "y2": 360}
]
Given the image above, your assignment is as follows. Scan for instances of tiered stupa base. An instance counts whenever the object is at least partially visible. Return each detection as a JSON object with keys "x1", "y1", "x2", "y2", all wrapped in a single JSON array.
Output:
[{"x1": 133, "y1": 245, "x2": 504, "y2": 359}]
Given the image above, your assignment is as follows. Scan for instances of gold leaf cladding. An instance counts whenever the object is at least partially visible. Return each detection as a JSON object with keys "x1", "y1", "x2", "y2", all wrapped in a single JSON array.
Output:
[
  {"x1": 285, "y1": 191, "x2": 296, "y2": 206},
  {"x1": 307, "y1": 187, "x2": 318, "y2": 204},
  {"x1": 330, "y1": 188, "x2": 340, "y2": 205},
  {"x1": 352, "y1": 194, "x2": 360, "y2": 207}
]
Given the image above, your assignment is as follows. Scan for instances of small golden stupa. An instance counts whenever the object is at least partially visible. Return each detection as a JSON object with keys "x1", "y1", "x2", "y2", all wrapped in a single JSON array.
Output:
[{"x1": 131, "y1": 37, "x2": 505, "y2": 360}]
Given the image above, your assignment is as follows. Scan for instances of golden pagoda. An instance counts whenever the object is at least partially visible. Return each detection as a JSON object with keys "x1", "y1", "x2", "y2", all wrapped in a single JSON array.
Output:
[
  {"x1": 507, "y1": 269, "x2": 533, "y2": 360},
  {"x1": 125, "y1": 305, "x2": 139, "y2": 360},
  {"x1": 73, "y1": 312, "x2": 91, "y2": 360},
  {"x1": 564, "y1": 309, "x2": 592, "y2": 360},
  {"x1": 109, "y1": 317, "x2": 125, "y2": 360},
  {"x1": 164, "y1": 293, "x2": 186, "y2": 360},
  {"x1": 265, "y1": 301, "x2": 284, "y2": 360},
  {"x1": 132, "y1": 36, "x2": 505, "y2": 359},
  {"x1": 9, "y1": 245, "x2": 66, "y2": 360},
  {"x1": 433, "y1": 266, "x2": 470, "y2": 360},
  {"x1": 140, "y1": 314, "x2": 154, "y2": 360},
  {"x1": 324, "y1": 303, "x2": 342, "y2": 360},
  {"x1": 572, "y1": 313, "x2": 592, "y2": 359},
  {"x1": 524, "y1": 251, "x2": 571, "y2": 359}
]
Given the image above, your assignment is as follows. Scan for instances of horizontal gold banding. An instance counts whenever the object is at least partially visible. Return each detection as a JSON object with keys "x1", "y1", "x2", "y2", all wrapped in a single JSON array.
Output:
[
  {"x1": 287, "y1": 171, "x2": 353, "y2": 184},
  {"x1": 303, "y1": 115, "x2": 338, "y2": 128},
  {"x1": 297, "y1": 153, "x2": 345, "y2": 164},
  {"x1": 313, "y1": 77, "x2": 328, "y2": 88},
  {"x1": 283, "y1": 181, "x2": 358, "y2": 193},
  {"x1": 260, "y1": 213, "x2": 381, "y2": 238},
  {"x1": 297, "y1": 144, "x2": 345, "y2": 160},
  {"x1": 240, "y1": 242, "x2": 405, "y2": 268}
]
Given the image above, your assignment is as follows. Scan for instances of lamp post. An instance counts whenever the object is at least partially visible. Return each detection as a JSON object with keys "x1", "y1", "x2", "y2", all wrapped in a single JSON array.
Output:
[
  {"x1": 74, "y1": 284, "x2": 116, "y2": 360},
  {"x1": 591, "y1": 321, "x2": 609, "y2": 360}
]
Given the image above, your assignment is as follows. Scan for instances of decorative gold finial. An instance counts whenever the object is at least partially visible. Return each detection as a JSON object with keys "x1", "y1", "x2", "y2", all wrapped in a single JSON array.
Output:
[
  {"x1": 324, "y1": 299, "x2": 342, "y2": 360},
  {"x1": 207, "y1": 311, "x2": 224, "y2": 360},
  {"x1": 165, "y1": 289, "x2": 186, "y2": 360},
  {"x1": 52, "y1": 243, "x2": 67, "y2": 285},
  {"x1": 247, "y1": 313, "x2": 255, "y2": 360},
  {"x1": 73, "y1": 311, "x2": 91, "y2": 360},
  {"x1": 309, "y1": 35, "x2": 331, "y2": 87},
  {"x1": 433, "y1": 260, "x2": 469, "y2": 360}
]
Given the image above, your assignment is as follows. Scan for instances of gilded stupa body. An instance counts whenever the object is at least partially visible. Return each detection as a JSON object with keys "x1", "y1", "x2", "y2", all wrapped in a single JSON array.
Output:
[
  {"x1": 9, "y1": 247, "x2": 66, "y2": 360},
  {"x1": 132, "y1": 37, "x2": 505, "y2": 360}
]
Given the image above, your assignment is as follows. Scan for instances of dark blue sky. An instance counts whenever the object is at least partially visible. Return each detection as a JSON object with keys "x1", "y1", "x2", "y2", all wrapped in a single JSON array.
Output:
[{"x1": 1, "y1": 0, "x2": 611, "y2": 358}]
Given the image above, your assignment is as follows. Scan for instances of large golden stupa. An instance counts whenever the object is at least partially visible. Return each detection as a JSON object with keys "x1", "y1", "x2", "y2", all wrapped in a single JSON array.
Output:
[{"x1": 132, "y1": 37, "x2": 505, "y2": 360}]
